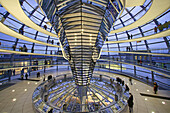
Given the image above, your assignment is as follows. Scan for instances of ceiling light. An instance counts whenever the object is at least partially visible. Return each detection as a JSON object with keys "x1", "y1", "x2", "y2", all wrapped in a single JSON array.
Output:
[
  {"x1": 151, "y1": 112, "x2": 155, "y2": 113},
  {"x1": 13, "y1": 98, "x2": 16, "y2": 102},
  {"x1": 136, "y1": 89, "x2": 138, "y2": 91},
  {"x1": 35, "y1": 82, "x2": 37, "y2": 84},
  {"x1": 145, "y1": 98, "x2": 147, "y2": 100},
  {"x1": 28, "y1": 82, "x2": 30, "y2": 84},
  {"x1": 147, "y1": 90, "x2": 149, "y2": 92},
  {"x1": 12, "y1": 90, "x2": 15, "y2": 92},
  {"x1": 24, "y1": 89, "x2": 27, "y2": 91},
  {"x1": 162, "y1": 101, "x2": 165, "y2": 104}
]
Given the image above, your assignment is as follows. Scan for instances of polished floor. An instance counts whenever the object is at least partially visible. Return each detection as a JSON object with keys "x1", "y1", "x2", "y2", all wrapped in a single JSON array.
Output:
[{"x1": 0, "y1": 68, "x2": 170, "y2": 113}]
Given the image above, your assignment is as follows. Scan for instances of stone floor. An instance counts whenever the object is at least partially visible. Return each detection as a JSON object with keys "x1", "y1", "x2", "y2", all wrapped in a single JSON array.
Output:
[{"x1": 0, "y1": 68, "x2": 169, "y2": 113}]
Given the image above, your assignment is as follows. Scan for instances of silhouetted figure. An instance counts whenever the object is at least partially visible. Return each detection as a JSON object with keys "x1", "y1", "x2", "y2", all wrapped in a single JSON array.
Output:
[
  {"x1": 154, "y1": 26, "x2": 157, "y2": 33},
  {"x1": 25, "y1": 73, "x2": 28, "y2": 80},
  {"x1": 37, "y1": 72, "x2": 40, "y2": 78},
  {"x1": 12, "y1": 44, "x2": 16, "y2": 51},
  {"x1": 153, "y1": 82, "x2": 158, "y2": 94},
  {"x1": 127, "y1": 33, "x2": 130, "y2": 39},
  {"x1": 44, "y1": 25, "x2": 47, "y2": 30},
  {"x1": 51, "y1": 40, "x2": 54, "y2": 44},
  {"x1": 21, "y1": 74, "x2": 24, "y2": 80},
  {"x1": 129, "y1": 77, "x2": 132, "y2": 85},
  {"x1": 130, "y1": 34, "x2": 133, "y2": 39},
  {"x1": 23, "y1": 44, "x2": 27, "y2": 52},
  {"x1": 19, "y1": 28, "x2": 24, "y2": 35},
  {"x1": 122, "y1": 80, "x2": 124, "y2": 86},
  {"x1": 19, "y1": 46, "x2": 23, "y2": 51},
  {"x1": 115, "y1": 94, "x2": 118, "y2": 103},
  {"x1": 43, "y1": 74, "x2": 46, "y2": 81},
  {"x1": 125, "y1": 84, "x2": 129, "y2": 92},
  {"x1": 158, "y1": 23, "x2": 163, "y2": 32},
  {"x1": 128, "y1": 93, "x2": 134, "y2": 113},
  {"x1": 146, "y1": 76, "x2": 149, "y2": 83}
]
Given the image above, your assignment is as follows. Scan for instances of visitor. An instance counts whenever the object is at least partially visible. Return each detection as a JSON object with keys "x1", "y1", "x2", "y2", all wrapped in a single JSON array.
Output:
[
  {"x1": 23, "y1": 44, "x2": 27, "y2": 52},
  {"x1": 122, "y1": 80, "x2": 124, "y2": 86},
  {"x1": 19, "y1": 46, "x2": 23, "y2": 51},
  {"x1": 129, "y1": 77, "x2": 132, "y2": 85},
  {"x1": 130, "y1": 34, "x2": 133, "y2": 39},
  {"x1": 125, "y1": 84, "x2": 129, "y2": 92},
  {"x1": 43, "y1": 74, "x2": 46, "y2": 81},
  {"x1": 44, "y1": 25, "x2": 47, "y2": 30},
  {"x1": 37, "y1": 72, "x2": 40, "y2": 78},
  {"x1": 128, "y1": 93, "x2": 134, "y2": 113},
  {"x1": 19, "y1": 28, "x2": 24, "y2": 35},
  {"x1": 51, "y1": 40, "x2": 54, "y2": 44},
  {"x1": 154, "y1": 26, "x2": 157, "y2": 33},
  {"x1": 158, "y1": 23, "x2": 163, "y2": 32},
  {"x1": 163, "y1": 21, "x2": 168, "y2": 30},
  {"x1": 21, "y1": 74, "x2": 24, "y2": 80},
  {"x1": 153, "y1": 82, "x2": 158, "y2": 94},
  {"x1": 115, "y1": 94, "x2": 118, "y2": 103},
  {"x1": 127, "y1": 33, "x2": 130, "y2": 39},
  {"x1": 146, "y1": 76, "x2": 149, "y2": 83},
  {"x1": 12, "y1": 44, "x2": 16, "y2": 51},
  {"x1": 25, "y1": 73, "x2": 28, "y2": 80}
]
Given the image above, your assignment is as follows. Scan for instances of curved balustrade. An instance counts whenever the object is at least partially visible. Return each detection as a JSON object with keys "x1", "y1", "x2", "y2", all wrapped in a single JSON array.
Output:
[
  {"x1": 110, "y1": 0, "x2": 170, "y2": 34},
  {"x1": 102, "y1": 50, "x2": 170, "y2": 57},
  {"x1": 0, "y1": 0, "x2": 58, "y2": 38},
  {"x1": 96, "y1": 59, "x2": 170, "y2": 89},
  {"x1": 0, "y1": 22, "x2": 60, "y2": 48},
  {"x1": 114, "y1": 0, "x2": 152, "y2": 29},
  {"x1": 0, "y1": 49, "x2": 63, "y2": 57},
  {"x1": 106, "y1": 28, "x2": 170, "y2": 43},
  {"x1": 32, "y1": 74, "x2": 129, "y2": 113},
  {"x1": 98, "y1": 58, "x2": 170, "y2": 77}
]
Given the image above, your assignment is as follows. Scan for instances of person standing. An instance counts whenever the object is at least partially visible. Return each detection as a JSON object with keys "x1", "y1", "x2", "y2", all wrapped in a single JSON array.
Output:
[
  {"x1": 153, "y1": 82, "x2": 158, "y2": 94},
  {"x1": 154, "y1": 26, "x2": 157, "y2": 33},
  {"x1": 43, "y1": 74, "x2": 46, "y2": 81},
  {"x1": 130, "y1": 34, "x2": 133, "y2": 39},
  {"x1": 128, "y1": 93, "x2": 134, "y2": 113},
  {"x1": 25, "y1": 73, "x2": 28, "y2": 80},
  {"x1": 129, "y1": 77, "x2": 133, "y2": 85}
]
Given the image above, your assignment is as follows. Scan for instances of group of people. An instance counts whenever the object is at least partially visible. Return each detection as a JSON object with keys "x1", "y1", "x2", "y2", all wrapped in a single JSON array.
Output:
[
  {"x1": 19, "y1": 44, "x2": 27, "y2": 52},
  {"x1": 154, "y1": 21, "x2": 170, "y2": 33},
  {"x1": 47, "y1": 40, "x2": 54, "y2": 45},
  {"x1": 21, "y1": 73, "x2": 29, "y2": 80},
  {"x1": 127, "y1": 33, "x2": 133, "y2": 39},
  {"x1": 12, "y1": 44, "x2": 27, "y2": 52}
]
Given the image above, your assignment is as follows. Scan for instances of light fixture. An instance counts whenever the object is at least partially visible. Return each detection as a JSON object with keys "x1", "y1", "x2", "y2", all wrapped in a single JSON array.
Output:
[
  {"x1": 151, "y1": 111, "x2": 155, "y2": 113},
  {"x1": 147, "y1": 90, "x2": 149, "y2": 92},
  {"x1": 12, "y1": 90, "x2": 15, "y2": 92},
  {"x1": 35, "y1": 82, "x2": 37, "y2": 85},
  {"x1": 145, "y1": 98, "x2": 147, "y2": 100},
  {"x1": 162, "y1": 101, "x2": 165, "y2": 104},
  {"x1": 28, "y1": 82, "x2": 30, "y2": 84},
  {"x1": 24, "y1": 89, "x2": 27, "y2": 91},
  {"x1": 13, "y1": 98, "x2": 16, "y2": 102},
  {"x1": 136, "y1": 89, "x2": 138, "y2": 91},
  {"x1": 134, "y1": 82, "x2": 136, "y2": 84}
]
